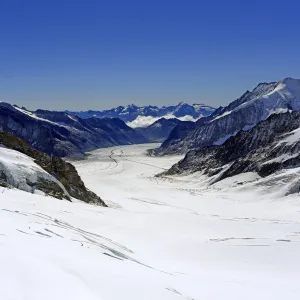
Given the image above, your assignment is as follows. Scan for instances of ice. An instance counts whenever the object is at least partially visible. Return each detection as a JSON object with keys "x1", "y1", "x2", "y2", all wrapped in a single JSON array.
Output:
[
  {"x1": 0, "y1": 146, "x2": 68, "y2": 195},
  {"x1": 1, "y1": 143, "x2": 300, "y2": 299}
]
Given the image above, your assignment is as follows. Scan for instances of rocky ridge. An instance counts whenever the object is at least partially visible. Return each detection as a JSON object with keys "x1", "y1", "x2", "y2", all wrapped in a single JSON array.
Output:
[
  {"x1": 154, "y1": 78, "x2": 300, "y2": 155},
  {"x1": 66, "y1": 102, "x2": 215, "y2": 123},
  {"x1": 0, "y1": 131, "x2": 106, "y2": 206},
  {"x1": 161, "y1": 111, "x2": 300, "y2": 189}
]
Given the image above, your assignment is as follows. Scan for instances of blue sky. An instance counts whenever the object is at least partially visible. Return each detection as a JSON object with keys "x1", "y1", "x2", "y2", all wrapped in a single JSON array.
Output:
[{"x1": 0, "y1": 0, "x2": 300, "y2": 110}]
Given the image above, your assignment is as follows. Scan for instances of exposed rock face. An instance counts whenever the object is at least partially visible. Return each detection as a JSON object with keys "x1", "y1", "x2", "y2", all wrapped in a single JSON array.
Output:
[
  {"x1": 154, "y1": 78, "x2": 300, "y2": 155},
  {"x1": 0, "y1": 131, "x2": 106, "y2": 206},
  {"x1": 137, "y1": 118, "x2": 192, "y2": 143},
  {"x1": 0, "y1": 103, "x2": 148, "y2": 158},
  {"x1": 27, "y1": 177, "x2": 68, "y2": 200},
  {"x1": 66, "y1": 102, "x2": 215, "y2": 123},
  {"x1": 161, "y1": 111, "x2": 300, "y2": 183}
]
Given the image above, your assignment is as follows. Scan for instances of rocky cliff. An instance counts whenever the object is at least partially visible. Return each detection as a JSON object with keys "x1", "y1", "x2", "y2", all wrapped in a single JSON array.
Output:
[
  {"x1": 161, "y1": 111, "x2": 300, "y2": 185},
  {"x1": 0, "y1": 131, "x2": 106, "y2": 206}
]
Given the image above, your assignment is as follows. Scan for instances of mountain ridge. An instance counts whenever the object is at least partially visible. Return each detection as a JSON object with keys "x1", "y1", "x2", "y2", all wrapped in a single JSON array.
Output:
[
  {"x1": 153, "y1": 77, "x2": 300, "y2": 155},
  {"x1": 160, "y1": 110, "x2": 300, "y2": 195},
  {"x1": 0, "y1": 103, "x2": 148, "y2": 158},
  {"x1": 66, "y1": 102, "x2": 216, "y2": 126}
]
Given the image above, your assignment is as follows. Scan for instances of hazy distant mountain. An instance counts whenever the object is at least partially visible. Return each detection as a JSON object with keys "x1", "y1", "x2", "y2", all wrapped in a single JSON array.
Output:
[
  {"x1": 66, "y1": 102, "x2": 216, "y2": 127},
  {"x1": 153, "y1": 78, "x2": 300, "y2": 155},
  {"x1": 0, "y1": 103, "x2": 148, "y2": 158}
]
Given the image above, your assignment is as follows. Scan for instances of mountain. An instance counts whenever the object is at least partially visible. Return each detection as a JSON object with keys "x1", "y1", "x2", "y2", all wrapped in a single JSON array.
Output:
[
  {"x1": 153, "y1": 78, "x2": 300, "y2": 155},
  {"x1": 0, "y1": 131, "x2": 106, "y2": 205},
  {"x1": 136, "y1": 118, "x2": 193, "y2": 143},
  {"x1": 0, "y1": 103, "x2": 147, "y2": 158},
  {"x1": 66, "y1": 102, "x2": 216, "y2": 126},
  {"x1": 161, "y1": 110, "x2": 300, "y2": 193}
]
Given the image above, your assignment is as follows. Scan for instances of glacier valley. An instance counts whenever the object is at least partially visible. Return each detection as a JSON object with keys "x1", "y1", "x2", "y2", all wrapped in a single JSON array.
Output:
[{"x1": 0, "y1": 143, "x2": 299, "y2": 300}]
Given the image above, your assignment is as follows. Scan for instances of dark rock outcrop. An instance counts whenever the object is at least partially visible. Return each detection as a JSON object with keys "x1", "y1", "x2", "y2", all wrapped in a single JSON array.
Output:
[
  {"x1": 161, "y1": 111, "x2": 300, "y2": 183},
  {"x1": 137, "y1": 118, "x2": 192, "y2": 143},
  {"x1": 0, "y1": 131, "x2": 106, "y2": 206}
]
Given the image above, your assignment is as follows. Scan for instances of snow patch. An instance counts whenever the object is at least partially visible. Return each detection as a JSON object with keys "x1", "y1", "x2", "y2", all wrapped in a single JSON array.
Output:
[
  {"x1": 211, "y1": 110, "x2": 233, "y2": 121},
  {"x1": 13, "y1": 106, "x2": 68, "y2": 128},
  {"x1": 262, "y1": 153, "x2": 300, "y2": 165},
  {"x1": 278, "y1": 127, "x2": 300, "y2": 146}
]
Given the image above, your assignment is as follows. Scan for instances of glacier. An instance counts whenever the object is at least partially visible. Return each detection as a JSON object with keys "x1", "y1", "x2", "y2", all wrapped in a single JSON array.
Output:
[{"x1": 1, "y1": 143, "x2": 300, "y2": 300}]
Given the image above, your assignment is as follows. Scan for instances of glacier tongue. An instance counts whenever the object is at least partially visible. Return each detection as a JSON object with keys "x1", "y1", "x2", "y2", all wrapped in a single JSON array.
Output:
[{"x1": 2, "y1": 144, "x2": 300, "y2": 300}]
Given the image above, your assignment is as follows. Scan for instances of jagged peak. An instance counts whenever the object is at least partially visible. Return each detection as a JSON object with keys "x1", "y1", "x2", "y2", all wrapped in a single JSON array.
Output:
[
  {"x1": 0, "y1": 102, "x2": 15, "y2": 108},
  {"x1": 175, "y1": 102, "x2": 189, "y2": 107},
  {"x1": 281, "y1": 77, "x2": 299, "y2": 83},
  {"x1": 251, "y1": 81, "x2": 277, "y2": 93},
  {"x1": 126, "y1": 103, "x2": 138, "y2": 108},
  {"x1": 251, "y1": 77, "x2": 300, "y2": 93}
]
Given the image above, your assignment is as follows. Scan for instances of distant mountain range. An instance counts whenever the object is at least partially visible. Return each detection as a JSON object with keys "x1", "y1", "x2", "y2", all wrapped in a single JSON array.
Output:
[
  {"x1": 0, "y1": 102, "x2": 216, "y2": 158},
  {"x1": 0, "y1": 103, "x2": 147, "y2": 158},
  {"x1": 153, "y1": 77, "x2": 300, "y2": 155},
  {"x1": 2, "y1": 77, "x2": 300, "y2": 195},
  {"x1": 2, "y1": 76, "x2": 300, "y2": 175},
  {"x1": 66, "y1": 102, "x2": 216, "y2": 127}
]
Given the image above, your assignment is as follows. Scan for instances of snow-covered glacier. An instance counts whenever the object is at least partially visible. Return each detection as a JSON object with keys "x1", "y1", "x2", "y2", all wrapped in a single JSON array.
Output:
[{"x1": 1, "y1": 143, "x2": 300, "y2": 300}]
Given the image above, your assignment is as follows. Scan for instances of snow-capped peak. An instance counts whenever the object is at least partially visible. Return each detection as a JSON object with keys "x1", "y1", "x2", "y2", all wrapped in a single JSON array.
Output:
[
  {"x1": 67, "y1": 102, "x2": 216, "y2": 125},
  {"x1": 210, "y1": 77, "x2": 300, "y2": 122},
  {"x1": 156, "y1": 77, "x2": 300, "y2": 155}
]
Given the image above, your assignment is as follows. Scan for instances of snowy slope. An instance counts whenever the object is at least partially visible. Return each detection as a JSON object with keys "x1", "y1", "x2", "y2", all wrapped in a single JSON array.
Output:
[
  {"x1": 155, "y1": 77, "x2": 300, "y2": 155},
  {"x1": 1, "y1": 144, "x2": 300, "y2": 300}
]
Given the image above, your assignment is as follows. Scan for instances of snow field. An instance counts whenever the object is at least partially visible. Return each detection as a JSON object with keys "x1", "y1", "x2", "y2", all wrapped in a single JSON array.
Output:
[{"x1": 1, "y1": 143, "x2": 300, "y2": 299}]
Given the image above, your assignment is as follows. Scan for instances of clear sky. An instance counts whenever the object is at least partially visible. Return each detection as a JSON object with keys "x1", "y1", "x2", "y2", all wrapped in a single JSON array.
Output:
[{"x1": 0, "y1": 0, "x2": 300, "y2": 110}]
